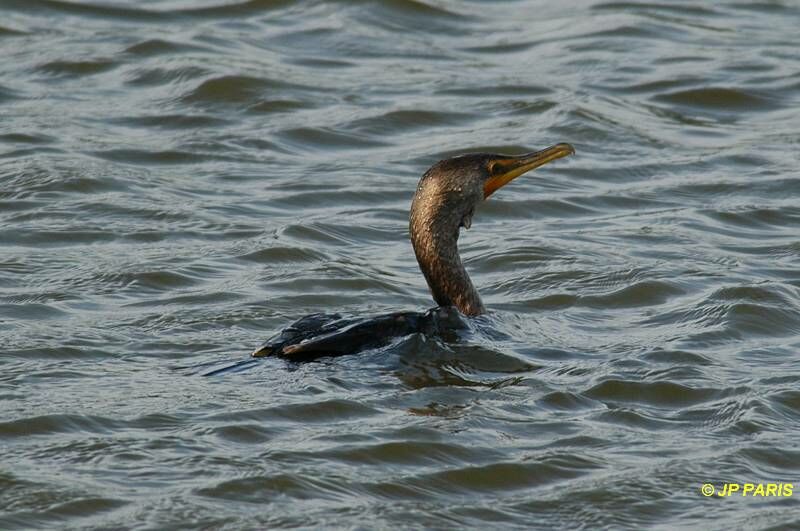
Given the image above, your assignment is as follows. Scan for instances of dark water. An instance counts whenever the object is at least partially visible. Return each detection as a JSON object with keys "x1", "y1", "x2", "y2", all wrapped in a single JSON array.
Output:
[{"x1": 2, "y1": 0, "x2": 799, "y2": 528}]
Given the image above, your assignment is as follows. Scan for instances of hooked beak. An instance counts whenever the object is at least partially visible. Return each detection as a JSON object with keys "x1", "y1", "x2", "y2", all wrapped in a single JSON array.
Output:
[{"x1": 483, "y1": 143, "x2": 575, "y2": 199}]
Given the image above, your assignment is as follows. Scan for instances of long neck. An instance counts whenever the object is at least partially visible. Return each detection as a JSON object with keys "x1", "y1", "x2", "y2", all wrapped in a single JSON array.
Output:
[{"x1": 409, "y1": 194, "x2": 485, "y2": 316}]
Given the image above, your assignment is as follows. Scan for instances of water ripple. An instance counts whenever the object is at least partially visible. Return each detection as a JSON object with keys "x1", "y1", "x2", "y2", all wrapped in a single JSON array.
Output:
[{"x1": 1, "y1": 0, "x2": 799, "y2": 528}]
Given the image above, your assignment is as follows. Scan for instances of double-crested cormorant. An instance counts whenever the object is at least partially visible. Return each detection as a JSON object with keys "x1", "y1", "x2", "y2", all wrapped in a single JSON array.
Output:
[{"x1": 252, "y1": 143, "x2": 575, "y2": 361}]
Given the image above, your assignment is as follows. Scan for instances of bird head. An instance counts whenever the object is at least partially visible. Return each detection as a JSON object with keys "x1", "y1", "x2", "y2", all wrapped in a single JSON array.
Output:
[{"x1": 412, "y1": 143, "x2": 575, "y2": 233}]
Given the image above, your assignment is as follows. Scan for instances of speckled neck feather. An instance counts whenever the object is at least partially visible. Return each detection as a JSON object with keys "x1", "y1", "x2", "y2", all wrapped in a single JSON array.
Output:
[{"x1": 409, "y1": 168, "x2": 485, "y2": 317}]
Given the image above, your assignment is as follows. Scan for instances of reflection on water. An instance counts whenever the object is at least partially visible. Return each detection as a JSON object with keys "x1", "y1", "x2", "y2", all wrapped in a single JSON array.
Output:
[{"x1": 1, "y1": 0, "x2": 799, "y2": 528}]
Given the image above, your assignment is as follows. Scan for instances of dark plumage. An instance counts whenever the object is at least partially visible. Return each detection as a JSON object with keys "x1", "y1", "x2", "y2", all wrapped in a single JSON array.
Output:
[
  {"x1": 410, "y1": 153, "x2": 493, "y2": 316},
  {"x1": 252, "y1": 143, "x2": 575, "y2": 360},
  {"x1": 252, "y1": 307, "x2": 465, "y2": 362}
]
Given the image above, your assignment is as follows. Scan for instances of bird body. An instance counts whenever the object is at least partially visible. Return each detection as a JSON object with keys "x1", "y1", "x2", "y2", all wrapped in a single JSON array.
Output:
[
  {"x1": 252, "y1": 307, "x2": 466, "y2": 361},
  {"x1": 252, "y1": 143, "x2": 574, "y2": 360}
]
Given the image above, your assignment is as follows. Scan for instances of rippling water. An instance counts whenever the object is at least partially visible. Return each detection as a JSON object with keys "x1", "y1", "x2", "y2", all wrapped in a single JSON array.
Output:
[{"x1": 2, "y1": 0, "x2": 799, "y2": 528}]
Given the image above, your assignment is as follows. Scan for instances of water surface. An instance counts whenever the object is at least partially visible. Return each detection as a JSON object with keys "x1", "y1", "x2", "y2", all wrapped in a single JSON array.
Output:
[{"x1": 1, "y1": 0, "x2": 799, "y2": 529}]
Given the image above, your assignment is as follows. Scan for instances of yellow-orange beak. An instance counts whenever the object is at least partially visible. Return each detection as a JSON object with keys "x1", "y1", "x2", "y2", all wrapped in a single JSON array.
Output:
[{"x1": 483, "y1": 143, "x2": 575, "y2": 199}]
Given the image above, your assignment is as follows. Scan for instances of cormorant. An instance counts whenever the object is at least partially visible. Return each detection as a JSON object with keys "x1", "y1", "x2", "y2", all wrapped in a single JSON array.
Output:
[{"x1": 252, "y1": 143, "x2": 575, "y2": 361}]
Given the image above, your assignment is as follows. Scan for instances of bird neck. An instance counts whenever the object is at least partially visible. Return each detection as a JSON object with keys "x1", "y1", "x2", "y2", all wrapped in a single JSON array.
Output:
[{"x1": 409, "y1": 198, "x2": 485, "y2": 316}]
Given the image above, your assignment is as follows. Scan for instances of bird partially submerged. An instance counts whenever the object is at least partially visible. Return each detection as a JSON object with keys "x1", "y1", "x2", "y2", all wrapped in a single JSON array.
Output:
[{"x1": 252, "y1": 143, "x2": 575, "y2": 361}]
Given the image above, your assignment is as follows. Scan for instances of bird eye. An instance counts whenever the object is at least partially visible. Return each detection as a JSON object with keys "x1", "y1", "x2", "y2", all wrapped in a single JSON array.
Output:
[{"x1": 488, "y1": 162, "x2": 504, "y2": 175}]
